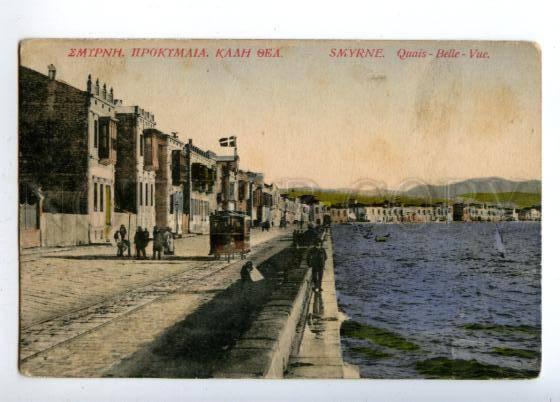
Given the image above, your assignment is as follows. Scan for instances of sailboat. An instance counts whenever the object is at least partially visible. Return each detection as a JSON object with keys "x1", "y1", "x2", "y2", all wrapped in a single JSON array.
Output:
[{"x1": 495, "y1": 225, "x2": 506, "y2": 258}]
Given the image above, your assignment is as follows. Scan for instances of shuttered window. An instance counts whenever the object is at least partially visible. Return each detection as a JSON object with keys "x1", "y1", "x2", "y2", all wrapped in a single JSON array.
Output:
[{"x1": 94, "y1": 183, "x2": 98, "y2": 211}]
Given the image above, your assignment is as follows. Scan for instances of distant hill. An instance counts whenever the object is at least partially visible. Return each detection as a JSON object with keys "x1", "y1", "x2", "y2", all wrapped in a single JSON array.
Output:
[
  {"x1": 457, "y1": 192, "x2": 541, "y2": 208},
  {"x1": 404, "y1": 178, "x2": 541, "y2": 199},
  {"x1": 282, "y1": 178, "x2": 541, "y2": 207}
]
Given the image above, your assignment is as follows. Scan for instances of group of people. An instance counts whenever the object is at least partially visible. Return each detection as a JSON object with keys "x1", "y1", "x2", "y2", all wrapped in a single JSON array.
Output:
[
  {"x1": 292, "y1": 223, "x2": 326, "y2": 248},
  {"x1": 292, "y1": 223, "x2": 329, "y2": 292},
  {"x1": 114, "y1": 224, "x2": 175, "y2": 260}
]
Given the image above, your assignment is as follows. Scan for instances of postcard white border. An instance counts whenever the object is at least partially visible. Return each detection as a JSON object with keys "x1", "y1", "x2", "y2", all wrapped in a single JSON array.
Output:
[{"x1": 1, "y1": 1, "x2": 559, "y2": 401}]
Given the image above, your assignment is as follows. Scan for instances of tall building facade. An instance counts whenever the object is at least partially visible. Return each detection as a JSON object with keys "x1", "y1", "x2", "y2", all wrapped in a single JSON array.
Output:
[
  {"x1": 114, "y1": 104, "x2": 157, "y2": 230},
  {"x1": 184, "y1": 139, "x2": 217, "y2": 234},
  {"x1": 19, "y1": 65, "x2": 119, "y2": 245},
  {"x1": 144, "y1": 129, "x2": 186, "y2": 234}
]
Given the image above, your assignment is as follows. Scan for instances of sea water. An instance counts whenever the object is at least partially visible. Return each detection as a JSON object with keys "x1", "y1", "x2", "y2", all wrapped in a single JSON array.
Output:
[{"x1": 331, "y1": 222, "x2": 541, "y2": 378}]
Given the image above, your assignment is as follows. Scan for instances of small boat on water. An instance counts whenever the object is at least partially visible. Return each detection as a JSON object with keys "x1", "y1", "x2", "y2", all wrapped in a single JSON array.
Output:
[
  {"x1": 495, "y1": 225, "x2": 506, "y2": 258},
  {"x1": 375, "y1": 234, "x2": 391, "y2": 242}
]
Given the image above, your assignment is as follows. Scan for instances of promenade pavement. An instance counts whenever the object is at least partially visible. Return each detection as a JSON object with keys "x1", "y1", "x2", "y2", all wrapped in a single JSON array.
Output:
[{"x1": 19, "y1": 227, "x2": 291, "y2": 377}]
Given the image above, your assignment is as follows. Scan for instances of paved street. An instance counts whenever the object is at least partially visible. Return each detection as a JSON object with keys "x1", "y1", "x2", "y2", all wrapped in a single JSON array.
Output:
[{"x1": 19, "y1": 228, "x2": 291, "y2": 377}]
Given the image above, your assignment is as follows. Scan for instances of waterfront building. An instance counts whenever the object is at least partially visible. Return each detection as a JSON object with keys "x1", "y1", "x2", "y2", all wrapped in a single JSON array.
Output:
[
  {"x1": 434, "y1": 202, "x2": 453, "y2": 222},
  {"x1": 263, "y1": 183, "x2": 282, "y2": 226},
  {"x1": 348, "y1": 201, "x2": 367, "y2": 222},
  {"x1": 215, "y1": 154, "x2": 240, "y2": 212},
  {"x1": 114, "y1": 104, "x2": 157, "y2": 231},
  {"x1": 243, "y1": 171, "x2": 265, "y2": 226},
  {"x1": 144, "y1": 129, "x2": 186, "y2": 234},
  {"x1": 330, "y1": 204, "x2": 350, "y2": 223},
  {"x1": 453, "y1": 203, "x2": 466, "y2": 221},
  {"x1": 518, "y1": 206, "x2": 541, "y2": 221},
  {"x1": 280, "y1": 195, "x2": 302, "y2": 225},
  {"x1": 184, "y1": 139, "x2": 218, "y2": 234},
  {"x1": 299, "y1": 195, "x2": 327, "y2": 225},
  {"x1": 19, "y1": 65, "x2": 118, "y2": 246},
  {"x1": 363, "y1": 204, "x2": 386, "y2": 223},
  {"x1": 504, "y1": 207, "x2": 518, "y2": 221}
]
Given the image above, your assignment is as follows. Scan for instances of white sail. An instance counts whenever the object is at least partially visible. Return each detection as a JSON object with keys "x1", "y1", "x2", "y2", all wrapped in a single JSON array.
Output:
[{"x1": 495, "y1": 226, "x2": 506, "y2": 255}]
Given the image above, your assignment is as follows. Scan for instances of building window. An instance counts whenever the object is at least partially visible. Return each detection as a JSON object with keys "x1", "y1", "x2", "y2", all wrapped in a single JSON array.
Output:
[
  {"x1": 139, "y1": 183, "x2": 143, "y2": 206},
  {"x1": 94, "y1": 120, "x2": 98, "y2": 148},
  {"x1": 140, "y1": 134, "x2": 144, "y2": 156},
  {"x1": 99, "y1": 184, "x2": 104, "y2": 212},
  {"x1": 94, "y1": 183, "x2": 98, "y2": 211},
  {"x1": 170, "y1": 195, "x2": 174, "y2": 214},
  {"x1": 151, "y1": 184, "x2": 154, "y2": 206},
  {"x1": 145, "y1": 183, "x2": 148, "y2": 206}
]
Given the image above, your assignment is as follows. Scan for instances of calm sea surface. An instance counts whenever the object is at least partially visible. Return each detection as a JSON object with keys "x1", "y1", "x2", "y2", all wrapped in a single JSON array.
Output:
[{"x1": 331, "y1": 222, "x2": 541, "y2": 378}]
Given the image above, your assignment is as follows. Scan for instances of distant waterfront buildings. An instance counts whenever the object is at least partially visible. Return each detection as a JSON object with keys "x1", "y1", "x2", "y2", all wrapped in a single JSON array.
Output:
[{"x1": 328, "y1": 201, "x2": 539, "y2": 224}]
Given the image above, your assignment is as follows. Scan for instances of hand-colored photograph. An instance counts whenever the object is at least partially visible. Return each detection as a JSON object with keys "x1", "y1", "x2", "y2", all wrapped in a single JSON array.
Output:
[{"x1": 18, "y1": 39, "x2": 541, "y2": 379}]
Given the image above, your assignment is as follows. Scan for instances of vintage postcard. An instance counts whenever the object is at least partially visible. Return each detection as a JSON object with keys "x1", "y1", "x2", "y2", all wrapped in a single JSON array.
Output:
[{"x1": 18, "y1": 39, "x2": 541, "y2": 379}]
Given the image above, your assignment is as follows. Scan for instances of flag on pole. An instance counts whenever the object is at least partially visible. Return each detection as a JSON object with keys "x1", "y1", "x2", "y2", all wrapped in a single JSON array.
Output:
[{"x1": 219, "y1": 136, "x2": 236, "y2": 147}]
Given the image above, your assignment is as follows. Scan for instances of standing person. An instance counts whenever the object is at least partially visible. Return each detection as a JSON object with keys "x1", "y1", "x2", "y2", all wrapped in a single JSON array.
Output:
[
  {"x1": 141, "y1": 228, "x2": 150, "y2": 259},
  {"x1": 134, "y1": 226, "x2": 143, "y2": 259},
  {"x1": 114, "y1": 230, "x2": 124, "y2": 257},
  {"x1": 119, "y1": 224, "x2": 130, "y2": 257},
  {"x1": 163, "y1": 227, "x2": 175, "y2": 255},
  {"x1": 152, "y1": 226, "x2": 163, "y2": 260},
  {"x1": 303, "y1": 224, "x2": 317, "y2": 247},
  {"x1": 307, "y1": 241, "x2": 327, "y2": 291},
  {"x1": 240, "y1": 261, "x2": 253, "y2": 283}
]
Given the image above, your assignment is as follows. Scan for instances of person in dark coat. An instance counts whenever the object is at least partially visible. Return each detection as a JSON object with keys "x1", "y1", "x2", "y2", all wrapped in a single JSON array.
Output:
[
  {"x1": 141, "y1": 228, "x2": 150, "y2": 259},
  {"x1": 240, "y1": 261, "x2": 253, "y2": 282},
  {"x1": 303, "y1": 224, "x2": 319, "y2": 247},
  {"x1": 134, "y1": 226, "x2": 143, "y2": 259},
  {"x1": 152, "y1": 226, "x2": 163, "y2": 260},
  {"x1": 307, "y1": 242, "x2": 327, "y2": 291}
]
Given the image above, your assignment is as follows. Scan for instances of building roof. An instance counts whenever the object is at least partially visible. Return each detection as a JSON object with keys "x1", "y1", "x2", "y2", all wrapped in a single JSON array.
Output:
[{"x1": 215, "y1": 155, "x2": 238, "y2": 162}]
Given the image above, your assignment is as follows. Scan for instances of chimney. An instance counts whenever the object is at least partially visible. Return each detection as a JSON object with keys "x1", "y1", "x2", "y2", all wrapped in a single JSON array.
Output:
[
  {"x1": 109, "y1": 87, "x2": 114, "y2": 103},
  {"x1": 87, "y1": 74, "x2": 92, "y2": 93},
  {"x1": 95, "y1": 79, "x2": 100, "y2": 95},
  {"x1": 47, "y1": 64, "x2": 56, "y2": 80},
  {"x1": 172, "y1": 131, "x2": 178, "y2": 138}
]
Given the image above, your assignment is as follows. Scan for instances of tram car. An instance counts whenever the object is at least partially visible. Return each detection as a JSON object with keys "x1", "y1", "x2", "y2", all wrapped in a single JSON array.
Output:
[{"x1": 209, "y1": 211, "x2": 251, "y2": 261}]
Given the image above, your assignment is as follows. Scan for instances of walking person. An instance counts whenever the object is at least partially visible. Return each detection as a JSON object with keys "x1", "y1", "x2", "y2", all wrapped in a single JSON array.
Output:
[
  {"x1": 307, "y1": 241, "x2": 327, "y2": 291},
  {"x1": 152, "y1": 226, "x2": 164, "y2": 260}
]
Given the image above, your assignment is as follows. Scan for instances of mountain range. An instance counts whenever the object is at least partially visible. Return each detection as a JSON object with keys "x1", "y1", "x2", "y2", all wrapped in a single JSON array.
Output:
[{"x1": 403, "y1": 177, "x2": 541, "y2": 198}]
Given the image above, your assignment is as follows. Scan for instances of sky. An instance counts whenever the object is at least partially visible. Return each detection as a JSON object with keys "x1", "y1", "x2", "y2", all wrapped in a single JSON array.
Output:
[{"x1": 20, "y1": 39, "x2": 541, "y2": 190}]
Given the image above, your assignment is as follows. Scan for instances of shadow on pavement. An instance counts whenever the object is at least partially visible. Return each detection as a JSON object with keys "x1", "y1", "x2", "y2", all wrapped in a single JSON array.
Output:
[{"x1": 104, "y1": 247, "x2": 302, "y2": 378}]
